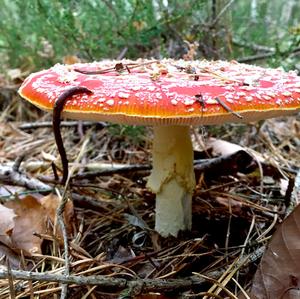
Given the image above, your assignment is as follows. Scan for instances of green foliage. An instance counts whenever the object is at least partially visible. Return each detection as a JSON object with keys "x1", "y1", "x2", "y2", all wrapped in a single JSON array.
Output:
[
  {"x1": 108, "y1": 124, "x2": 146, "y2": 145},
  {"x1": 231, "y1": 0, "x2": 300, "y2": 69},
  {"x1": 0, "y1": 0, "x2": 205, "y2": 71},
  {"x1": 1, "y1": 0, "x2": 300, "y2": 72}
]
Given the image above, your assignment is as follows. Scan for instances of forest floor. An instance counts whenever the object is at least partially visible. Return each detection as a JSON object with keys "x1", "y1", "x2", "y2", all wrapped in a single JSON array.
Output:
[{"x1": 0, "y1": 80, "x2": 300, "y2": 298}]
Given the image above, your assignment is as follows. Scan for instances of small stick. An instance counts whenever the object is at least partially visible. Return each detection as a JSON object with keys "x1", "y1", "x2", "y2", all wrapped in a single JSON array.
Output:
[
  {"x1": 51, "y1": 162, "x2": 59, "y2": 182},
  {"x1": 53, "y1": 86, "x2": 92, "y2": 184},
  {"x1": 56, "y1": 137, "x2": 90, "y2": 299},
  {"x1": 0, "y1": 268, "x2": 223, "y2": 291},
  {"x1": 56, "y1": 192, "x2": 69, "y2": 299},
  {"x1": 74, "y1": 60, "x2": 159, "y2": 75},
  {"x1": 215, "y1": 97, "x2": 243, "y2": 119},
  {"x1": 19, "y1": 121, "x2": 106, "y2": 130},
  {"x1": 0, "y1": 164, "x2": 52, "y2": 192},
  {"x1": 12, "y1": 155, "x2": 25, "y2": 172},
  {"x1": 6, "y1": 260, "x2": 16, "y2": 299}
]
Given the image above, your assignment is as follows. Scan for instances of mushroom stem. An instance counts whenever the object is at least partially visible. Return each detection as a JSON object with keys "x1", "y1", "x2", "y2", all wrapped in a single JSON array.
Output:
[{"x1": 147, "y1": 125, "x2": 195, "y2": 237}]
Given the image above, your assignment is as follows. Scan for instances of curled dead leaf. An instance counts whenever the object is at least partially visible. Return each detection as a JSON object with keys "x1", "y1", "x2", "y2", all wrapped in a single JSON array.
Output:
[
  {"x1": 4, "y1": 195, "x2": 45, "y2": 255},
  {"x1": 0, "y1": 204, "x2": 16, "y2": 246},
  {"x1": 249, "y1": 204, "x2": 300, "y2": 299},
  {"x1": 0, "y1": 194, "x2": 74, "y2": 256},
  {"x1": 206, "y1": 138, "x2": 264, "y2": 163},
  {"x1": 0, "y1": 244, "x2": 23, "y2": 269}
]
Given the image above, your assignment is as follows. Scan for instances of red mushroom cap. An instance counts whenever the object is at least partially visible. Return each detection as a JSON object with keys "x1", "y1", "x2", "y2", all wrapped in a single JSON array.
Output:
[{"x1": 19, "y1": 59, "x2": 300, "y2": 125}]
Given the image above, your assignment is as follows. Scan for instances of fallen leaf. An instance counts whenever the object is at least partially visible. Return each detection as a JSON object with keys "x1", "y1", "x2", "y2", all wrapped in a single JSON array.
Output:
[
  {"x1": 4, "y1": 195, "x2": 46, "y2": 255},
  {"x1": 0, "y1": 244, "x2": 23, "y2": 269},
  {"x1": 194, "y1": 150, "x2": 256, "y2": 180},
  {"x1": 0, "y1": 204, "x2": 16, "y2": 246},
  {"x1": 1, "y1": 194, "x2": 74, "y2": 256},
  {"x1": 206, "y1": 138, "x2": 264, "y2": 163},
  {"x1": 249, "y1": 204, "x2": 300, "y2": 299},
  {"x1": 39, "y1": 193, "x2": 74, "y2": 235}
]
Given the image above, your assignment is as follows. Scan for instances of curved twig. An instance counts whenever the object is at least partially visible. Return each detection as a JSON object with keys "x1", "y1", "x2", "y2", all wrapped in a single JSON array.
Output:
[{"x1": 53, "y1": 86, "x2": 92, "y2": 184}]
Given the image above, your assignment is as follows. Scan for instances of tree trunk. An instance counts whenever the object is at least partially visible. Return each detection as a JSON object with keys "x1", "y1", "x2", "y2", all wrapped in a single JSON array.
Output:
[{"x1": 210, "y1": 0, "x2": 233, "y2": 59}]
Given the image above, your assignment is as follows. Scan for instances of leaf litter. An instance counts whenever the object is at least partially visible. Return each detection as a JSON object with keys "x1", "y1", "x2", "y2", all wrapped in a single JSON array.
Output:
[
  {"x1": 0, "y1": 194, "x2": 73, "y2": 256},
  {"x1": 0, "y1": 88, "x2": 300, "y2": 298},
  {"x1": 249, "y1": 202, "x2": 300, "y2": 299}
]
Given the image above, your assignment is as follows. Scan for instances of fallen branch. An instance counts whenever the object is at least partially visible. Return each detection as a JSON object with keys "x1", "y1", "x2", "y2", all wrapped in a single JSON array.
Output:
[
  {"x1": 74, "y1": 164, "x2": 151, "y2": 180},
  {"x1": 0, "y1": 245, "x2": 264, "y2": 295},
  {"x1": 0, "y1": 165, "x2": 52, "y2": 192},
  {"x1": 18, "y1": 121, "x2": 107, "y2": 130},
  {"x1": 0, "y1": 149, "x2": 255, "y2": 189},
  {"x1": 237, "y1": 46, "x2": 300, "y2": 63},
  {"x1": 232, "y1": 38, "x2": 275, "y2": 53},
  {"x1": 0, "y1": 163, "x2": 114, "y2": 212},
  {"x1": 237, "y1": 52, "x2": 275, "y2": 63},
  {"x1": 194, "y1": 150, "x2": 255, "y2": 180},
  {"x1": 0, "y1": 269, "x2": 220, "y2": 293},
  {"x1": 74, "y1": 150, "x2": 255, "y2": 180}
]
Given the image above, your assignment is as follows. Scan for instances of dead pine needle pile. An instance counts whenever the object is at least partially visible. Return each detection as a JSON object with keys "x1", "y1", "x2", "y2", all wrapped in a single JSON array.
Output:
[{"x1": 0, "y1": 79, "x2": 300, "y2": 298}]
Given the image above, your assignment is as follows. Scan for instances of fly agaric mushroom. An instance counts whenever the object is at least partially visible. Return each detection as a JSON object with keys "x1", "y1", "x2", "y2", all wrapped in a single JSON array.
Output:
[{"x1": 19, "y1": 59, "x2": 300, "y2": 237}]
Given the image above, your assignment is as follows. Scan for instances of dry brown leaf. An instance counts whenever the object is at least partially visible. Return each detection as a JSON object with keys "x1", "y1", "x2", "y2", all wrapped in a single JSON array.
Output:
[
  {"x1": 0, "y1": 204, "x2": 16, "y2": 246},
  {"x1": 206, "y1": 138, "x2": 264, "y2": 163},
  {"x1": 39, "y1": 193, "x2": 74, "y2": 235},
  {"x1": 1, "y1": 194, "x2": 74, "y2": 256},
  {"x1": 4, "y1": 195, "x2": 46, "y2": 255},
  {"x1": 0, "y1": 244, "x2": 23, "y2": 269},
  {"x1": 249, "y1": 204, "x2": 300, "y2": 299}
]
